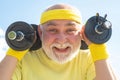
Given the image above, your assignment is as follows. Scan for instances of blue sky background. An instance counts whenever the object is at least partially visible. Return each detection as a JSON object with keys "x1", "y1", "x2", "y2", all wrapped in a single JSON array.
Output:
[{"x1": 0, "y1": 0, "x2": 120, "y2": 78}]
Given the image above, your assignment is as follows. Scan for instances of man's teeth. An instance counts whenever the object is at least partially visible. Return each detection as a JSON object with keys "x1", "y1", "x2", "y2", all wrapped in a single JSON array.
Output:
[{"x1": 55, "y1": 46, "x2": 68, "y2": 49}]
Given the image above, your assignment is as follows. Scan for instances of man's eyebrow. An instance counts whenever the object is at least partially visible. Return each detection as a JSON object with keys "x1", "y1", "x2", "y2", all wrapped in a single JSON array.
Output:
[
  {"x1": 65, "y1": 22, "x2": 78, "y2": 26},
  {"x1": 45, "y1": 21, "x2": 57, "y2": 26}
]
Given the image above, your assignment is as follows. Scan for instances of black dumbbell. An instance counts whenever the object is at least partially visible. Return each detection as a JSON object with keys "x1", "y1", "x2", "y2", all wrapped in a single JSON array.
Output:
[
  {"x1": 84, "y1": 13, "x2": 112, "y2": 44},
  {"x1": 5, "y1": 21, "x2": 38, "y2": 51},
  {"x1": 80, "y1": 13, "x2": 112, "y2": 50}
]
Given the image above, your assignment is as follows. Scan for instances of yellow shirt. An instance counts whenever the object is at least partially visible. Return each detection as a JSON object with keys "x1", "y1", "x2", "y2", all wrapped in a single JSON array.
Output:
[{"x1": 12, "y1": 48, "x2": 95, "y2": 80}]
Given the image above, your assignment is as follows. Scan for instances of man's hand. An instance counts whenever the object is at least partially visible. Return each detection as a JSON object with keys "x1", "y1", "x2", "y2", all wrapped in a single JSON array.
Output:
[{"x1": 80, "y1": 25, "x2": 92, "y2": 46}]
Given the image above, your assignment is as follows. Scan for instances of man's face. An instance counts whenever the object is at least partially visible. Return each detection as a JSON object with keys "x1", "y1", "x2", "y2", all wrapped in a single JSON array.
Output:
[{"x1": 40, "y1": 20, "x2": 82, "y2": 64}]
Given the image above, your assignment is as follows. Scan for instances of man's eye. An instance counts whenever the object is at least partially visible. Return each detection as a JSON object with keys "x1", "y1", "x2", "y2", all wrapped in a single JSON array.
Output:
[
  {"x1": 67, "y1": 29, "x2": 76, "y2": 33},
  {"x1": 48, "y1": 29, "x2": 57, "y2": 33}
]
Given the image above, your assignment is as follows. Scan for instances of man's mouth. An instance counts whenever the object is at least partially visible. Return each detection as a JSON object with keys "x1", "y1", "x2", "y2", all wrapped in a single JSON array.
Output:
[{"x1": 53, "y1": 46, "x2": 70, "y2": 54}]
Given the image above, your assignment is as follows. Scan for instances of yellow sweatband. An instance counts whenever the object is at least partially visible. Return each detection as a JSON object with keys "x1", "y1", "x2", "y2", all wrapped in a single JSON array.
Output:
[
  {"x1": 88, "y1": 44, "x2": 109, "y2": 62},
  {"x1": 40, "y1": 9, "x2": 82, "y2": 24},
  {"x1": 6, "y1": 48, "x2": 29, "y2": 61}
]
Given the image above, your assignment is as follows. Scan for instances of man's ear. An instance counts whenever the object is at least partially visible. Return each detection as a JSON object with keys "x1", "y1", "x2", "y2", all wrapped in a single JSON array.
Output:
[
  {"x1": 80, "y1": 25, "x2": 88, "y2": 50},
  {"x1": 80, "y1": 25, "x2": 85, "y2": 40},
  {"x1": 38, "y1": 25, "x2": 42, "y2": 39}
]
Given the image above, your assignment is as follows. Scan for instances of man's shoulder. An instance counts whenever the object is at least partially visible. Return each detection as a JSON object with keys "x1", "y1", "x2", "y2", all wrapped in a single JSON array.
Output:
[
  {"x1": 79, "y1": 49, "x2": 90, "y2": 55},
  {"x1": 23, "y1": 48, "x2": 43, "y2": 59},
  {"x1": 29, "y1": 48, "x2": 43, "y2": 54},
  {"x1": 76, "y1": 49, "x2": 92, "y2": 60}
]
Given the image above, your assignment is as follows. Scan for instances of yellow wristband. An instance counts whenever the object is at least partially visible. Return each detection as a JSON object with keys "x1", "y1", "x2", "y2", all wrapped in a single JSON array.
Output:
[
  {"x1": 6, "y1": 48, "x2": 29, "y2": 61},
  {"x1": 88, "y1": 44, "x2": 109, "y2": 62}
]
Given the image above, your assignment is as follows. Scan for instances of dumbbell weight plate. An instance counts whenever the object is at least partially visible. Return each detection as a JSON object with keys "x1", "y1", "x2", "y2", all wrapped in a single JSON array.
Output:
[
  {"x1": 29, "y1": 24, "x2": 41, "y2": 51},
  {"x1": 5, "y1": 21, "x2": 36, "y2": 51},
  {"x1": 85, "y1": 16, "x2": 112, "y2": 44},
  {"x1": 80, "y1": 40, "x2": 88, "y2": 50}
]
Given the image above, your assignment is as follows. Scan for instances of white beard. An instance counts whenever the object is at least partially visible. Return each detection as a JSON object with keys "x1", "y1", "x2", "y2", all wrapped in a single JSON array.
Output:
[{"x1": 42, "y1": 41, "x2": 80, "y2": 64}]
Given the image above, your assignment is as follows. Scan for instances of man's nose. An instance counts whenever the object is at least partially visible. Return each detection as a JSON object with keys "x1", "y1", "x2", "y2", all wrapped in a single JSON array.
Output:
[{"x1": 56, "y1": 33, "x2": 67, "y2": 44}]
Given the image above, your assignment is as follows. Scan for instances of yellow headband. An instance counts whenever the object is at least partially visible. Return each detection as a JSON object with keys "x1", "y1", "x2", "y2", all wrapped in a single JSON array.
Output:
[{"x1": 40, "y1": 9, "x2": 82, "y2": 24}]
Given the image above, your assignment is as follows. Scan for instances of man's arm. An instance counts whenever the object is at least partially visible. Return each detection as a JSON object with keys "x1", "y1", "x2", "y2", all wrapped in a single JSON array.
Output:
[
  {"x1": 81, "y1": 26, "x2": 118, "y2": 80},
  {"x1": 88, "y1": 44, "x2": 117, "y2": 80},
  {"x1": 0, "y1": 56, "x2": 18, "y2": 80},
  {"x1": 94, "y1": 60, "x2": 117, "y2": 80},
  {"x1": 0, "y1": 48, "x2": 28, "y2": 80}
]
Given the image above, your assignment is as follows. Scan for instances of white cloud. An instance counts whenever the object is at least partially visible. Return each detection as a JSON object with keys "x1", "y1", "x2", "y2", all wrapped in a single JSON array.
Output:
[{"x1": 0, "y1": 28, "x2": 8, "y2": 62}]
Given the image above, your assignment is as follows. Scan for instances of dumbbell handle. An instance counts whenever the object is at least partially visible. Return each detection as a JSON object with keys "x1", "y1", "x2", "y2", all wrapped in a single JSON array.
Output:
[
  {"x1": 95, "y1": 13, "x2": 112, "y2": 34},
  {"x1": 95, "y1": 21, "x2": 112, "y2": 34},
  {"x1": 8, "y1": 31, "x2": 24, "y2": 41}
]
